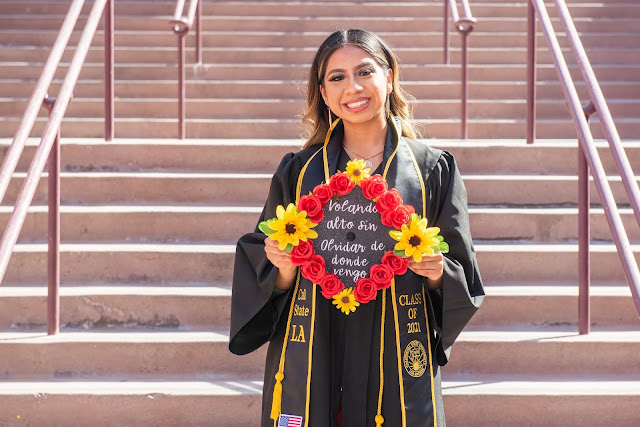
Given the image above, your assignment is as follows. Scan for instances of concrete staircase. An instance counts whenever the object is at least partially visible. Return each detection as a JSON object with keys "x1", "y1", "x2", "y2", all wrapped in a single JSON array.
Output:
[
  {"x1": 1, "y1": 1, "x2": 640, "y2": 426},
  {"x1": 1, "y1": 0, "x2": 640, "y2": 139}
]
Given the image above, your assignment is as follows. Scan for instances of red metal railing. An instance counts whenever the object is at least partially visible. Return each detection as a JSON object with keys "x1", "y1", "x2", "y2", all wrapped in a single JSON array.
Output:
[
  {"x1": 527, "y1": 0, "x2": 640, "y2": 333},
  {"x1": 170, "y1": 0, "x2": 202, "y2": 139},
  {"x1": 0, "y1": 0, "x2": 114, "y2": 335},
  {"x1": 443, "y1": 0, "x2": 476, "y2": 139}
]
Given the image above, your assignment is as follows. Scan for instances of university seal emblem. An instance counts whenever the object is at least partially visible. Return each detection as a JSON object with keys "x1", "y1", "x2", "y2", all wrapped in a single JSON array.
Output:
[{"x1": 403, "y1": 340, "x2": 427, "y2": 378}]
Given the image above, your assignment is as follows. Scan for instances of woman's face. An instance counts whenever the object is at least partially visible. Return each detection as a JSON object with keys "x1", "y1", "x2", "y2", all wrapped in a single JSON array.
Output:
[{"x1": 320, "y1": 45, "x2": 393, "y2": 128}]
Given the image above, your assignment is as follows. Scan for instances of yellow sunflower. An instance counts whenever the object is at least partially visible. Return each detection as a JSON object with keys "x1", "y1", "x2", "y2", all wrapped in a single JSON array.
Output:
[
  {"x1": 332, "y1": 287, "x2": 360, "y2": 315},
  {"x1": 389, "y1": 214, "x2": 441, "y2": 262},
  {"x1": 268, "y1": 203, "x2": 318, "y2": 251},
  {"x1": 345, "y1": 159, "x2": 371, "y2": 185}
]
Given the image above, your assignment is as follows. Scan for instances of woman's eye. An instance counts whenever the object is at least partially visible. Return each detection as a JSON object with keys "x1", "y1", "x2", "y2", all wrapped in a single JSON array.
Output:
[
  {"x1": 328, "y1": 75, "x2": 344, "y2": 82},
  {"x1": 360, "y1": 68, "x2": 374, "y2": 76}
]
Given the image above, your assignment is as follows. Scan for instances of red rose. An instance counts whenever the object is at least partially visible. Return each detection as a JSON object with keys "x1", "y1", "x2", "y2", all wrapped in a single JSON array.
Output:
[
  {"x1": 329, "y1": 172, "x2": 355, "y2": 197},
  {"x1": 360, "y1": 174, "x2": 388, "y2": 200},
  {"x1": 369, "y1": 264, "x2": 394, "y2": 290},
  {"x1": 376, "y1": 189, "x2": 403, "y2": 213},
  {"x1": 313, "y1": 183, "x2": 335, "y2": 207},
  {"x1": 381, "y1": 204, "x2": 415, "y2": 229},
  {"x1": 298, "y1": 194, "x2": 324, "y2": 223},
  {"x1": 290, "y1": 240, "x2": 315, "y2": 266},
  {"x1": 354, "y1": 278, "x2": 377, "y2": 303},
  {"x1": 320, "y1": 274, "x2": 345, "y2": 299},
  {"x1": 382, "y1": 251, "x2": 409, "y2": 275},
  {"x1": 301, "y1": 255, "x2": 326, "y2": 283}
]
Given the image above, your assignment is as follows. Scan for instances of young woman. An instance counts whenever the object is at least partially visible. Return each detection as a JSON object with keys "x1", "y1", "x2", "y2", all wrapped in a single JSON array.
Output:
[{"x1": 229, "y1": 29, "x2": 484, "y2": 427}]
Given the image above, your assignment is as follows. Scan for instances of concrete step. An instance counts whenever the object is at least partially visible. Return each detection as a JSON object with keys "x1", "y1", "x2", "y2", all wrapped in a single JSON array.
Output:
[
  {"x1": 471, "y1": 285, "x2": 639, "y2": 328},
  {"x1": 2, "y1": 205, "x2": 640, "y2": 245},
  {"x1": 5, "y1": 14, "x2": 638, "y2": 38},
  {"x1": 2, "y1": 116, "x2": 639, "y2": 139},
  {"x1": 0, "y1": 330, "x2": 266, "y2": 377},
  {"x1": 2, "y1": 78, "x2": 637, "y2": 103},
  {"x1": 3, "y1": 139, "x2": 639, "y2": 176},
  {"x1": 2, "y1": 242, "x2": 640, "y2": 285},
  {"x1": 3, "y1": 29, "x2": 639, "y2": 49},
  {"x1": 444, "y1": 328, "x2": 640, "y2": 375},
  {"x1": 1, "y1": 284, "x2": 636, "y2": 332},
  {"x1": 3, "y1": 14, "x2": 640, "y2": 34},
  {"x1": 0, "y1": 377, "x2": 263, "y2": 426},
  {"x1": 0, "y1": 286, "x2": 233, "y2": 331},
  {"x1": 441, "y1": 375, "x2": 640, "y2": 427},
  {"x1": 2, "y1": 14, "x2": 634, "y2": 33},
  {"x1": 0, "y1": 375, "x2": 637, "y2": 426},
  {"x1": 6, "y1": 61, "x2": 640, "y2": 84},
  {"x1": 3, "y1": 170, "x2": 639, "y2": 206},
  {"x1": 1, "y1": 45, "x2": 638, "y2": 66},
  {"x1": 0, "y1": 327, "x2": 637, "y2": 378},
  {"x1": 4, "y1": 1, "x2": 639, "y2": 18},
  {"x1": 4, "y1": 96, "x2": 640, "y2": 121}
]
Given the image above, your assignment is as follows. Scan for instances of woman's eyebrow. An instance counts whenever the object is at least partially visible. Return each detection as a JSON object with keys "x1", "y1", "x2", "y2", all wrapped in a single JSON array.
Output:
[{"x1": 326, "y1": 62, "x2": 376, "y2": 76}]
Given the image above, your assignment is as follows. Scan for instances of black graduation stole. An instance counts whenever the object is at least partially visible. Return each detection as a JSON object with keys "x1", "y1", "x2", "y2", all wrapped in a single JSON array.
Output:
[{"x1": 270, "y1": 117, "x2": 438, "y2": 427}]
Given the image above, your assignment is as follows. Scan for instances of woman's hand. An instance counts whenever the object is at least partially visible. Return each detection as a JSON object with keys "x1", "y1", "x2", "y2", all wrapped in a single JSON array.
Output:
[
  {"x1": 408, "y1": 254, "x2": 444, "y2": 290},
  {"x1": 264, "y1": 238, "x2": 297, "y2": 290}
]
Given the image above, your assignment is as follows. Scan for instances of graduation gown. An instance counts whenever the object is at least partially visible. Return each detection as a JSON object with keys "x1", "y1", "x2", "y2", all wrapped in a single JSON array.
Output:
[{"x1": 229, "y1": 120, "x2": 484, "y2": 427}]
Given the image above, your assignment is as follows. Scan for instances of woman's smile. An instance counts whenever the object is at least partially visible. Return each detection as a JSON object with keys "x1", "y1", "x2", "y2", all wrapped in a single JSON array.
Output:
[{"x1": 344, "y1": 97, "x2": 370, "y2": 111}]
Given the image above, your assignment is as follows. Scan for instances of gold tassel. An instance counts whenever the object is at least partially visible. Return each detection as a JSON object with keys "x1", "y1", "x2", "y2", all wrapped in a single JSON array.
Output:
[
  {"x1": 376, "y1": 287, "x2": 387, "y2": 426},
  {"x1": 270, "y1": 371, "x2": 285, "y2": 420}
]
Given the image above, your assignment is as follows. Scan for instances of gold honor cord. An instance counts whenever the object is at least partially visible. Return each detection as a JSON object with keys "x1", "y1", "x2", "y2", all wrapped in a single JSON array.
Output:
[
  {"x1": 271, "y1": 270, "x2": 302, "y2": 424},
  {"x1": 390, "y1": 280, "x2": 407, "y2": 427},
  {"x1": 375, "y1": 287, "x2": 387, "y2": 427}
]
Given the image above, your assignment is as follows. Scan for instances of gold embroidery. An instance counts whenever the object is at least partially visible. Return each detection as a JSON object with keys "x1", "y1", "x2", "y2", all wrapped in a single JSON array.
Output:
[
  {"x1": 403, "y1": 340, "x2": 427, "y2": 378},
  {"x1": 398, "y1": 293, "x2": 422, "y2": 307},
  {"x1": 294, "y1": 305, "x2": 310, "y2": 317},
  {"x1": 291, "y1": 325, "x2": 306, "y2": 343}
]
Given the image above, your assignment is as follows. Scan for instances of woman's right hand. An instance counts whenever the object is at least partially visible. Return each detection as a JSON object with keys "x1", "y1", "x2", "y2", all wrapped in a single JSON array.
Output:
[{"x1": 264, "y1": 238, "x2": 297, "y2": 290}]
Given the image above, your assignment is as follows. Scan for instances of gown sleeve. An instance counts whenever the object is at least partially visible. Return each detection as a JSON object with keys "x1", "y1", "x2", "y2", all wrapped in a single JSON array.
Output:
[
  {"x1": 228, "y1": 152, "x2": 300, "y2": 355},
  {"x1": 425, "y1": 150, "x2": 485, "y2": 365}
]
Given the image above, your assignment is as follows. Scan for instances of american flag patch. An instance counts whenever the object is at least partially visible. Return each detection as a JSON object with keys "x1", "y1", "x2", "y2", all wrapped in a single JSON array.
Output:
[{"x1": 278, "y1": 413, "x2": 303, "y2": 427}]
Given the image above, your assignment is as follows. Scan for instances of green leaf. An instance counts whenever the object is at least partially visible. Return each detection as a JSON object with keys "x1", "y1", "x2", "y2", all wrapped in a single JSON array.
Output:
[
  {"x1": 410, "y1": 213, "x2": 420, "y2": 222},
  {"x1": 284, "y1": 243, "x2": 295, "y2": 253},
  {"x1": 439, "y1": 242, "x2": 449, "y2": 254},
  {"x1": 437, "y1": 235, "x2": 444, "y2": 242},
  {"x1": 393, "y1": 248, "x2": 406, "y2": 257},
  {"x1": 258, "y1": 221, "x2": 276, "y2": 236}
]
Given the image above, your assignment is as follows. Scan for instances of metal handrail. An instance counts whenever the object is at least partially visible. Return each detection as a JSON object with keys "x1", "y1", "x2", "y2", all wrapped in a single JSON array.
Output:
[
  {"x1": 170, "y1": 0, "x2": 202, "y2": 139},
  {"x1": 528, "y1": 0, "x2": 640, "y2": 332},
  {"x1": 0, "y1": 0, "x2": 114, "y2": 335},
  {"x1": 443, "y1": 0, "x2": 477, "y2": 139}
]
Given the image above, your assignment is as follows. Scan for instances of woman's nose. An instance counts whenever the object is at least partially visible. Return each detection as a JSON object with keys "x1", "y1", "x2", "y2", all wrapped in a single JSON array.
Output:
[{"x1": 345, "y1": 77, "x2": 363, "y2": 93}]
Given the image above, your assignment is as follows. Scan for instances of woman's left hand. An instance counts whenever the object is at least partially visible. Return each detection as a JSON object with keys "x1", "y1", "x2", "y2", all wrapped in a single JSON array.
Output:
[{"x1": 408, "y1": 254, "x2": 444, "y2": 290}]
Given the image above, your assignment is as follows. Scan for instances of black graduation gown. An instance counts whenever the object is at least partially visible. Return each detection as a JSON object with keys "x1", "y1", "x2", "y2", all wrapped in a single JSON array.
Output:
[{"x1": 229, "y1": 122, "x2": 484, "y2": 427}]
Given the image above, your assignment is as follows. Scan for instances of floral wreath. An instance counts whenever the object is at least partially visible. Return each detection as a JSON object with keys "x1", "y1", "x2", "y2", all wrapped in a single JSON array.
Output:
[{"x1": 260, "y1": 159, "x2": 449, "y2": 315}]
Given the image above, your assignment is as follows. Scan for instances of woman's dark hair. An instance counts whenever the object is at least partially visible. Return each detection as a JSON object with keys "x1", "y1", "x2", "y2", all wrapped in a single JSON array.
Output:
[{"x1": 301, "y1": 29, "x2": 419, "y2": 148}]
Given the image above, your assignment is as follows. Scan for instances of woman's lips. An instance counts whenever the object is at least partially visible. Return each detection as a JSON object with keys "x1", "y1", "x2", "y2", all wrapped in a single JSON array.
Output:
[{"x1": 343, "y1": 98, "x2": 370, "y2": 112}]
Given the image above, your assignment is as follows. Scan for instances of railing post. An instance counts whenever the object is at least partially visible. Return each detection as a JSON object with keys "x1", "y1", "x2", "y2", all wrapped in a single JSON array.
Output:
[
  {"x1": 443, "y1": 0, "x2": 450, "y2": 64},
  {"x1": 460, "y1": 29, "x2": 470, "y2": 139},
  {"x1": 44, "y1": 98, "x2": 60, "y2": 336},
  {"x1": 526, "y1": 0, "x2": 537, "y2": 144},
  {"x1": 178, "y1": 34, "x2": 186, "y2": 139},
  {"x1": 196, "y1": 0, "x2": 202, "y2": 64},
  {"x1": 104, "y1": 0, "x2": 114, "y2": 141},
  {"x1": 577, "y1": 138, "x2": 590, "y2": 335}
]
